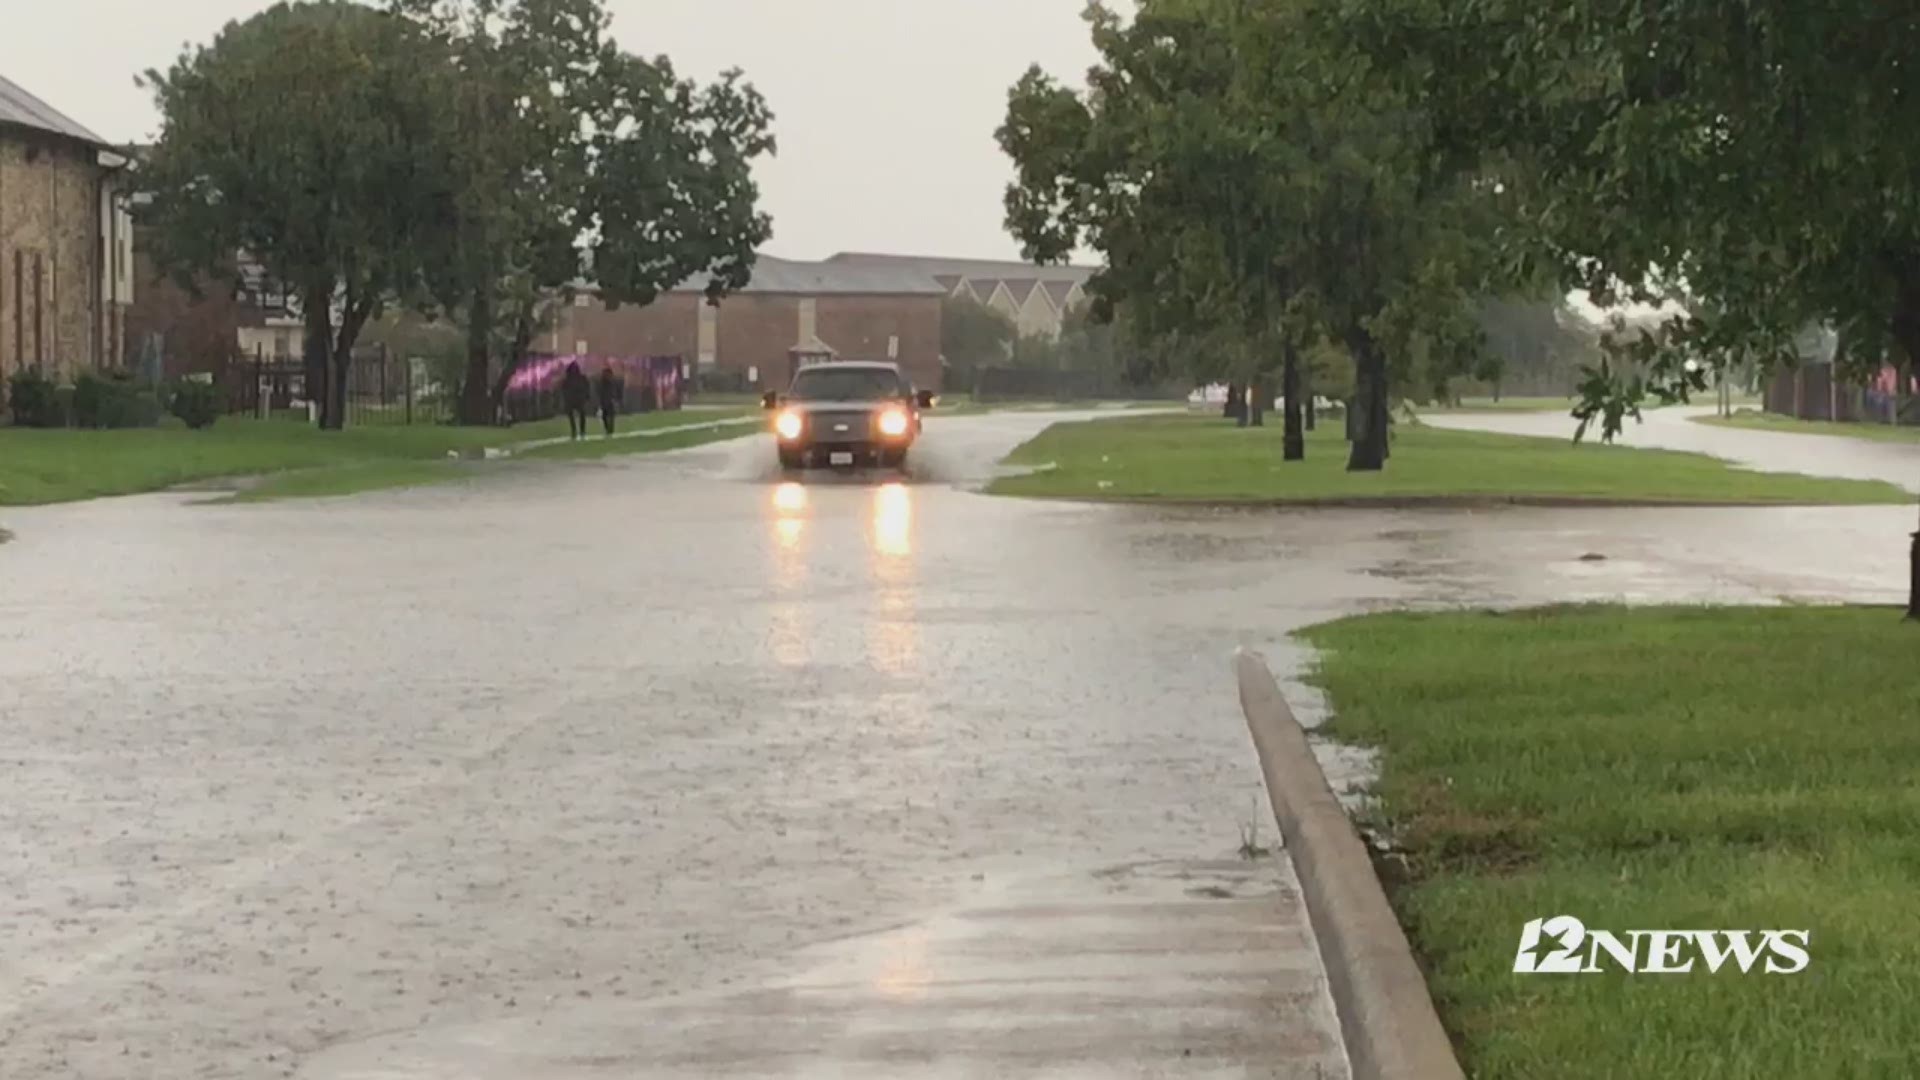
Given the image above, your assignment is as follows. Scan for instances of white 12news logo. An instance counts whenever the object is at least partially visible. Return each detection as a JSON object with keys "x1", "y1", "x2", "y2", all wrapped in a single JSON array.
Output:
[{"x1": 1514, "y1": 916, "x2": 1810, "y2": 975}]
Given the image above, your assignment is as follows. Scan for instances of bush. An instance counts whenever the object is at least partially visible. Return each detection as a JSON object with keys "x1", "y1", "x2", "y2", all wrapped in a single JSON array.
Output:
[
  {"x1": 6, "y1": 368, "x2": 62, "y2": 428},
  {"x1": 73, "y1": 370, "x2": 162, "y2": 429},
  {"x1": 168, "y1": 378, "x2": 222, "y2": 430}
]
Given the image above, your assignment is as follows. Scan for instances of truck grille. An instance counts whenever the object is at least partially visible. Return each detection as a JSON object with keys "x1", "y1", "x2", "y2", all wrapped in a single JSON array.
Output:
[{"x1": 811, "y1": 411, "x2": 870, "y2": 442}]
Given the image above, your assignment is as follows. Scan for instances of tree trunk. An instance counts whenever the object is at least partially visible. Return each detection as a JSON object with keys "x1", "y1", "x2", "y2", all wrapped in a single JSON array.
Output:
[
  {"x1": 1303, "y1": 361, "x2": 1317, "y2": 431},
  {"x1": 488, "y1": 310, "x2": 537, "y2": 423},
  {"x1": 326, "y1": 346, "x2": 352, "y2": 431},
  {"x1": 1248, "y1": 377, "x2": 1266, "y2": 427},
  {"x1": 1282, "y1": 339, "x2": 1304, "y2": 461},
  {"x1": 1346, "y1": 328, "x2": 1389, "y2": 472},
  {"x1": 320, "y1": 297, "x2": 377, "y2": 431},
  {"x1": 460, "y1": 285, "x2": 494, "y2": 426},
  {"x1": 1224, "y1": 381, "x2": 1245, "y2": 422},
  {"x1": 302, "y1": 286, "x2": 332, "y2": 429},
  {"x1": 1891, "y1": 284, "x2": 1920, "y2": 619}
]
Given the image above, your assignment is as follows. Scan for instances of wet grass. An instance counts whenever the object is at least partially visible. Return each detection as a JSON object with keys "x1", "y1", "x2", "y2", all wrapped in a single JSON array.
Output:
[
  {"x1": 991, "y1": 413, "x2": 1910, "y2": 505},
  {"x1": 0, "y1": 410, "x2": 754, "y2": 505},
  {"x1": 1697, "y1": 409, "x2": 1920, "y2": 444},
  {"x1": 1299, "y1": 605, "x2": 1920, "y2": 1079}
]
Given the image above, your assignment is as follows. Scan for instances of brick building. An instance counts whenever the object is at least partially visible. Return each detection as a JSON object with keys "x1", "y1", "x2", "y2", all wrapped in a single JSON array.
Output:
[
  {"x1": 545, "y1": 254, "x2": 948, "y2": 391},
  {"x1": 0, "y1": 74, "x2": 134, "y2": 386}
]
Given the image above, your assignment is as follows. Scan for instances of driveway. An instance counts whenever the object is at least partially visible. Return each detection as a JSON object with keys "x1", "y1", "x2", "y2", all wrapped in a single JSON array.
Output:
[{"x1": 0, "y1": 409, "x2": 1909, "y2": 1078}]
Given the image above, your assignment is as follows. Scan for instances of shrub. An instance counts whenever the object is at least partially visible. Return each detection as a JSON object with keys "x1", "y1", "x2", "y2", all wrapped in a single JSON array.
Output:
[
  {"x1": 73, "y1": 370, "x2": 162, "y2": 429},
  {"x1": 168, "y1": 378, "x2": 222, "y2": 430},
  {"x1": 71, "y1": 371, "x2": 109, "y2": 428},
  {"x1": 6, "y1": 368, "x2": 62, "y2": 428}
]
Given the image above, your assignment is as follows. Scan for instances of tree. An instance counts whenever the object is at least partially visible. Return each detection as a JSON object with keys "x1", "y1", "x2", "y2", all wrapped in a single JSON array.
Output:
[
  {"x1": 393, "y1": 0, "x2": 775, "y2": 424},
  {"x1": 999, "y1": 0, "x2": 1496, "y2": 469},
  {"x1": 141, "y1": 1, "x2": 456, "y2": 430},
  {"x1": 941, "y1": 295, "x2": 1016, "y2": 387},
  {"x1": 1360, "y1": 0, "x2": 1920, "y2": 614}
]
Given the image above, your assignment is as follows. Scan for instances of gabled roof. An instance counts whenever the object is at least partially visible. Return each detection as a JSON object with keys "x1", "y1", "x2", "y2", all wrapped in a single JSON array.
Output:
[
  {"x1": 0, "y1": 73, "x2": 112, "y2": 149},
  {"x1": 1042, "y1": 280, "x2": 1077, "y2": 310},
  {"x1": 1000, "y1": 278, "x2": 1041, "y2": 305}
]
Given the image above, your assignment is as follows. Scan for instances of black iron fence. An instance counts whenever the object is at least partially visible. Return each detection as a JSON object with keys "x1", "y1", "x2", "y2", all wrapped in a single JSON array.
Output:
[{"x1": 222, "y1": 344, "x2": 458, "y2": 427}]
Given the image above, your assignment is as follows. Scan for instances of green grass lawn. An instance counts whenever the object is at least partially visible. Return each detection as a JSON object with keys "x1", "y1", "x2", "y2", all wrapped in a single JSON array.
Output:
[
  {"x1": 989, "y1": 413, "x2": 1909, "y2": 505},
  {"x1": 1697, "y1": 410, "x2": 1920, "y2": 444},
  {"x1": 1299, "y1": 605, "x2": 1920, "y2": 1079},
  {"x1": 0, "y1": 409, "x2": 754, "y2": 505}
]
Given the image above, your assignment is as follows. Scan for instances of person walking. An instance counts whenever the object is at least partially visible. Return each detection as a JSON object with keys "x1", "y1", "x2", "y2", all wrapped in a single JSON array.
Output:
[
  {"x1": 561, "y1": 361, "x2": 591, "y2": 440},
  {"x1": 596, "y1": 364, "x2": 625, "y2": 437}
]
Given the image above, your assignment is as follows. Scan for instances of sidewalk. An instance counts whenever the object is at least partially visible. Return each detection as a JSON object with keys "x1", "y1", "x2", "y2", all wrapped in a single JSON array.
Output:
[
  {"x1": 509, "y1": 415, "x2": 762, "y2": 455},
  {"x1": 300, "y1": 859, "x2": 1349, "y2": 1079}
]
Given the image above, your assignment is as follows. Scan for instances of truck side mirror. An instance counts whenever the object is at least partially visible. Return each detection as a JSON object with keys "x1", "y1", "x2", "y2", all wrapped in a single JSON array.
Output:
[
  {"x1": 761, "y1": 391, "x2": 779, "y2": 410},
  {"x1": 915, "y1": 390, "x2": 934, "y2": 409}
]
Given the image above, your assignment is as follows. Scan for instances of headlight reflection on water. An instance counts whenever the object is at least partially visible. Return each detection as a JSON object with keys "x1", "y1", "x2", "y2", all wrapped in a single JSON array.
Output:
[{"x1": 872, "y1": 483, "x2": 912, "y2": 558}]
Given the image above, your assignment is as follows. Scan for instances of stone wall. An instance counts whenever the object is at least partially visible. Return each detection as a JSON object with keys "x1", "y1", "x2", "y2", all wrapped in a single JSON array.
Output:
[{"x1": 0, "y1": 131, "x2": 123, "y2": 383}]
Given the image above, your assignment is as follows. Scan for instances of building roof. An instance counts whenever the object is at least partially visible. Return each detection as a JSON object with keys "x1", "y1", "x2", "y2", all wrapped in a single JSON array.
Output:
[
  {"x1": 1042, "y1": 280, "x2": 1078, "y2": 309},
  {"x1": 826, "y1": 251, "x2": 1097, "y2": 285},
  {"x1": 580, "y1": 254, "x2": 946, "y2": 297},
  {"x1": 0, "y1": 73, "x2": 112, "y2": 149},
  {"x1": 1000, "y1": 278, "x2": 1040, "y2": 305}
]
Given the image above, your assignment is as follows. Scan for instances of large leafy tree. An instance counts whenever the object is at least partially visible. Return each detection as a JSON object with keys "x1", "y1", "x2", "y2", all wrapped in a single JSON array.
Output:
[
  {"x1": 393, "y1": 0, "x2": 775, "y2": 423},
  {"x1": 1000, "y1": 0, "x2": 1494, "y2": 469},
  {"x1": 941, "y1": 295, "x2": 1016, "y2": 386},
  {"x1": 1356, "y1": 0, "x2": 1920, "y2": 612},
  {"x1": 141, "y1": 1, "x2": 456, "y2": 429}
]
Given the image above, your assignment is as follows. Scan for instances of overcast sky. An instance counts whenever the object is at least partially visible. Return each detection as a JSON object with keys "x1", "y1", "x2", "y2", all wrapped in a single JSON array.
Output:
[{"x1": 1, "y1": 0, "x2": 1105, "y2": 262}]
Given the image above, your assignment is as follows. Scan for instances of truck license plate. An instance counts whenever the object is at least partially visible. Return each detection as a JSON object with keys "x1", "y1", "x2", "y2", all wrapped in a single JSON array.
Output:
[{"x1": 829, "y1": 451, "x2": 854, "y2": 466}]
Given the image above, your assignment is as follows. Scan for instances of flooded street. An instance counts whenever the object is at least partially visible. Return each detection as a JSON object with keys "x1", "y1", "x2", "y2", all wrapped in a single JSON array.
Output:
[{"x1": 0, "y1": 410, "x2": 1910, "y2": 1078}]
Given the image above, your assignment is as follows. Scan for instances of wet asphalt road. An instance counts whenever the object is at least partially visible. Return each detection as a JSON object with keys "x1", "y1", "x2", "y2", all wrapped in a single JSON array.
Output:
[{"x1": 0, "y1": 407, "x2": 1913, "y2": 1078}]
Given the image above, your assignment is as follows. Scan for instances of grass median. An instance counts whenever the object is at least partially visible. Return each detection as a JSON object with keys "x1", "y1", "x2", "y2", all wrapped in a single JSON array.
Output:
[
  {"x1": 1697, "y1": 410, "x2": 1920, "y2": 444},
  {"x1": 990, "y1": 413, "x2": 1910, "y2": 505},
  {"x1": 0, "y1": 410, "x2": 755, "y2": 505},
  {"x1": 1298, "y1": 605, "x2": 1920, "y2": 1078}
]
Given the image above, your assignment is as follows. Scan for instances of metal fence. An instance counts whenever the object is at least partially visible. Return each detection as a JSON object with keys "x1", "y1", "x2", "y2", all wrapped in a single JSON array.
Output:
[
  {"x1": 222, "y1": 344, "x2": 462, "y2": 427},
  {"x1": 1764, "y1": 363, "x2": 1920, "y2": 425}
]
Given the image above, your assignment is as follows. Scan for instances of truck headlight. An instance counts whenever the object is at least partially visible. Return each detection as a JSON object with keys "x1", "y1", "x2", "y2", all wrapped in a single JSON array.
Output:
[
  {"x1": 878, "y1": 408, "x2": 909, "y2": 437},
  {"x1": 775, "y1": 410, "x2": 804, "y2": 440}
]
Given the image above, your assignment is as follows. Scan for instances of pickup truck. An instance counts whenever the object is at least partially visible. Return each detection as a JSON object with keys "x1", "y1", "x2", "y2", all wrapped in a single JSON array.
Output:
[{"x1": 761, "y1": 361, "x2": 933, "y2": 470}]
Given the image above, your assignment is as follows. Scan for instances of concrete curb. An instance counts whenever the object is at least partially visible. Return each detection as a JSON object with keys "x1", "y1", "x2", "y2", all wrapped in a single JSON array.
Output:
[
  {"x1": 1234, "y1": 647, "x2": 1463, "y2": 1080},
  {"x1": 1006, "y1": 492, "x2": 1860, "y2": 511}
]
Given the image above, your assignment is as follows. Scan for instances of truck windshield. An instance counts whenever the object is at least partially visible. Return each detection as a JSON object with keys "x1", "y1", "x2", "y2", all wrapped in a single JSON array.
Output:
[{"x1": 788, "y1": 367, "x2": 905, "y2": 401}]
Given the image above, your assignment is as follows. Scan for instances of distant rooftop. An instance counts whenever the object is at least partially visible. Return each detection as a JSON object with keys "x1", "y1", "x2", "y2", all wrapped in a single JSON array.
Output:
[
  {"x1": 579, "y1": 253, "x2": 948, "y2": 297},
  {"x1": 0, "y1": 73, "x2": 112, "y2": 149},
  {"x1": 826, "y1": 252, "x2": 1097, "y2": 284}
]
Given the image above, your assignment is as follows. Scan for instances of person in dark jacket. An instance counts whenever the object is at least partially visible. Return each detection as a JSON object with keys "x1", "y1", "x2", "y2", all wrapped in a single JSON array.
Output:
[
  {"x1": 561, "y1": 361, "x2": 591, "y2": 440},
  {"x1": 596, "y1": 364, "x2": 625, "y2": 437}
]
